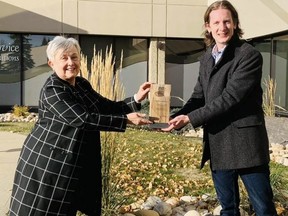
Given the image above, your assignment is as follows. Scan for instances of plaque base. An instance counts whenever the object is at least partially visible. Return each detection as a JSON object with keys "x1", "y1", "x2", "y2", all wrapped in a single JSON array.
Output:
[{"x1": 148, "y1": 123, "x2": 169, "y2": 129}]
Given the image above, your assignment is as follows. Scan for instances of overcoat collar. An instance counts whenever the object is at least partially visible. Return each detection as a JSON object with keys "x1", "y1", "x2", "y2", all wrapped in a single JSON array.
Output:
[{"x1": 206, "y1": 35, "x2": 241, "y2": 77}]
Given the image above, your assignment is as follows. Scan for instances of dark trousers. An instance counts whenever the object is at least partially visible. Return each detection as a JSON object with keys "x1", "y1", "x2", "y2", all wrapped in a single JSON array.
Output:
[{"x1": 211, "y1": 164, "x2": 278, "y2": 216}]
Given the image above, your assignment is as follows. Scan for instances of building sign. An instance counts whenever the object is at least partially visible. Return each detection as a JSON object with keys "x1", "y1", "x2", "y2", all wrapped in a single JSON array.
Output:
[
  {"x1": 0, "y1": 34, "x2": 21, "y2": 82},
  {"x1": 0, "y1": 44, "x2": 20, "y2": 61}
]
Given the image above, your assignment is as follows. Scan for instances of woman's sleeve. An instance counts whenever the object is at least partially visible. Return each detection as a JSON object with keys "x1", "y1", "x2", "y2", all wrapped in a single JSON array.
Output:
[{"x1": 42, "y1": 81, "x2": 128, "y2": 131}]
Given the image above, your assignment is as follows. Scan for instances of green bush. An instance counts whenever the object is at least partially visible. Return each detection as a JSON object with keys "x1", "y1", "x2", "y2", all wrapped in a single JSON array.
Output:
[{"x1": 12, "y1": 105, "x2": 30, "y2": 117}]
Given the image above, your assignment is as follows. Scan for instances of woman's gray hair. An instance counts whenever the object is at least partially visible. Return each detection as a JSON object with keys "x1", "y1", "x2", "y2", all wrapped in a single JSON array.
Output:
[{"x1": 46, "y1": 36, "x2": 81, "y2": 60}]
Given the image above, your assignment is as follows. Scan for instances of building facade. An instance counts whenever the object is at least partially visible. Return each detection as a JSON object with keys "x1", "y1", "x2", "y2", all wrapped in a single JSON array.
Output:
[{"x1": 0, "y1": 0, "x2": 288, "y2": 114}]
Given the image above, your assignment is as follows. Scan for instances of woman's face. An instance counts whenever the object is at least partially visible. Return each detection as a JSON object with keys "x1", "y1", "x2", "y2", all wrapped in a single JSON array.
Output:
[
  {"x1": 48, "y1": 46, "x2": 80, "y2": 85},
  {"x1": 206, "y1": 8, "x2": 236, "y2": 49}
]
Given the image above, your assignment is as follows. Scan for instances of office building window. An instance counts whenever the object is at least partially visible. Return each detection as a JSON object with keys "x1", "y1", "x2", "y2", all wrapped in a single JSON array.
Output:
[
  {"x1": 80, "y1": 36, "x2": 148, "y2": 97},
  {"x1": 273, "y1": 35, "x2": 288, "y2": 113},
  {"x1": 254, "y1": 34, "x2": 288, "y2": 115},
  {"x1": 254, "y1": 39, "x2": 271, "y2": 89},
  {"x1": 23, "y1": 34, "x2": 56, "y2": 106},
  {"x1": 0, "y1": 34, "x2": 21, "y2": 106},
  {"x1": 165, "y1": 39, "x2": 205, "y2": 106},
  {"x1": 115, "y1": 37, "x2": 148, "y2": 97}
]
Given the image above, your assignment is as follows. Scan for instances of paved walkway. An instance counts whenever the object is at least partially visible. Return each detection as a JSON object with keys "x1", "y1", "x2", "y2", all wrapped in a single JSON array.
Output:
[{"x1": 0, "y1": 132, "x2": 26, "y2": 216}]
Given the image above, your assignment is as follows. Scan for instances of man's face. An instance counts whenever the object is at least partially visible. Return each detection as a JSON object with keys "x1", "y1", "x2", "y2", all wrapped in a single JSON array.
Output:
[
  {"x1": 206, "y1": 8, "x2": 236, "y2": 49},
  {"x1": 48, "y1": 46, "x2": 80, "y2": 85}
]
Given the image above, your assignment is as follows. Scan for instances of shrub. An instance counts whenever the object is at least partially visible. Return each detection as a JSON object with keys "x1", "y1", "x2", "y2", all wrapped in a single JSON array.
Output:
[{"x1": 12, "y1": 105, "x2": 30, "y2": 117}]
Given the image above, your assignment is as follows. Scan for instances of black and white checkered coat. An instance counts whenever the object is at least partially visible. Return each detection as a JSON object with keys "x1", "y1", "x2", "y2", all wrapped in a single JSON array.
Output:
[{"x1": 9, "y1": 73, "x2": 141, "y2": 216}]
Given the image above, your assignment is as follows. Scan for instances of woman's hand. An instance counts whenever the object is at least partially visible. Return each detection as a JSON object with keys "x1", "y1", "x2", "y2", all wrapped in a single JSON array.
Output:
[
  {"x1": 135, "y1": 82, "x2": 151, "y2": 102},
  {"x1": 127, "y1": 113, "x2": 152, "y2": 125}
]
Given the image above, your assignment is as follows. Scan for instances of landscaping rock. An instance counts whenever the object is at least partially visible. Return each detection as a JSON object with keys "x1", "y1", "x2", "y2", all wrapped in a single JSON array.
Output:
[
  {"x1": 153, "y1": 201, "x2": 172, "y2": 216},
  {"x1": 265, "y1": 116, "x2": 288, "y2": 144},
  {"x1": 0, "y1": 112, "x2": 38, "y2": 123},
  {"x1": 134, "y1": 210, "x2": 160, "y2": 216},
  {"x1": 120, "y1": 195, "x2": 254, "y2": 216},
  {"x1": 142, "y1": 196, "x2": 163, "y2": 210},
  {"x1": 165, "y1": 197, "x2": 179, "y2": 208},
  {"x1": 184, "y1": 210, "x2": 200, "y2": 216},
  {"x1": 180, "y1": 196, "x2": 196, "y2": 203},
  {"x1": 212, "y1": 205, "x2": 249, "y2": 216}
]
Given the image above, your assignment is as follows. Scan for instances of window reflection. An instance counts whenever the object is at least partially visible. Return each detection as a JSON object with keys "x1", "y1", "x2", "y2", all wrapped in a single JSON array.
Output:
[
  {"x1": 166, "y1": 39, "x2": 205, "y2": 64},
  {"x1": 165, "y1": 39, "x2": 205, "y2": 106},
  {"x1": 0, "y1": 34, "x2": 21, "y2": 105},
  {"x1": 273, "y1": 36, "x2": 288, "y2": 114},
  {"x1": 254, "y1": 40, "x2": 271, "y2": 89},
  {"x1": 23, "y1": 34, "x2": 55, "y2": 106},
  {"x1": 80, "y1": 36, "x2": 148, "y2": 98},
  {"x1": 254, "y1": 35, "x2": 288, "y2": 115}
]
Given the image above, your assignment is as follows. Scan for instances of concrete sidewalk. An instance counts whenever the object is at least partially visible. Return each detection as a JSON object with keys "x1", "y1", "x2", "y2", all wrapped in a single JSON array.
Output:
[{"x1": 0, "y1": 132, "x2": 26, "y2": 216}]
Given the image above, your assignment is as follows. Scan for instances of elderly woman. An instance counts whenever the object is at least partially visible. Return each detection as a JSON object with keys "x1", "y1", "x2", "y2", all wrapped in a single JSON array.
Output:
[{"x1": 9, "y1": 36, "x2": 151, "y2": 216}]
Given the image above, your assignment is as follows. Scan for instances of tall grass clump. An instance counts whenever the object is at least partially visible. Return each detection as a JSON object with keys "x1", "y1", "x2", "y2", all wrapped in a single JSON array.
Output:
[
  {"x1": 80, "y1": 45, "x2": 125, "y2": 216},
  {"x1": 263, "y1": 77, "x2": 276, "y2": 117}
]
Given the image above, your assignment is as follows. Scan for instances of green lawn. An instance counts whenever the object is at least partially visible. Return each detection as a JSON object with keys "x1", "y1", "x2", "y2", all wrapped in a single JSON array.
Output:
[{"x1": 0, "y1": 122, "x2": 34, "y2": 135}]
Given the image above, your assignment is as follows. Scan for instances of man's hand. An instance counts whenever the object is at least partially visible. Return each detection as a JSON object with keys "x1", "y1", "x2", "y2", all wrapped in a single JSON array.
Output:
[{"x1": 161, "y1": 115, "x2": 190, "y2": 132}]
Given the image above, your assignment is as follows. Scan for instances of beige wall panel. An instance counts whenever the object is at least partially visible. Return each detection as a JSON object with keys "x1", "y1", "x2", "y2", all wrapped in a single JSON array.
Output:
[
  {"x1": 207, "y1": 0, "x2": 217, "y2": 5},
  {"x1": 63, "y1": 0, "x2": 79, "y2": 33},
  {"x1": 166, "y1": 5, "x2": 206, "y2": 38},
  {"x1": 0, "y1": 0, "x2": 287, "y2": 39},
  {"x1": 153, "y1": 0, "x2": 166, "y2": 4},
  {"x1": 78, "y1": 1, "x2": 152, "y2": 36},
  {"x1": 168, "y1": 0, "x2": 208, "y2": 6},
  {"x1": 90, "y1": 0, "x2": 152, "y2": 3},
  {"x1": 152, "y1": 4, "x2": 167, "y2": 36},
  {"x1": 230, "y1": 0, "x2": 288, "y2": 38},
  {"x1": 0, "y1": 0, "x2": 62, "y2": 33}
]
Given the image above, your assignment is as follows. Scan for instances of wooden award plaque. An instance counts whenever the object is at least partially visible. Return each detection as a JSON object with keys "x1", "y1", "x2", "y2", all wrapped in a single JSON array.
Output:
[{"x1": 149, "y1": 84, "x2": 171, "y2": 128}]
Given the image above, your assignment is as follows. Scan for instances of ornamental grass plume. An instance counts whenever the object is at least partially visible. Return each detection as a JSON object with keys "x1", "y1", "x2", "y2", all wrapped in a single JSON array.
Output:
[
  {"x1": 262, "y1": 77, "x2": 288, "y2": 117},
  {"x1": 80, "y1": 45, "x2": 125, "y2": 216},
  {"x1": 263, "y1": 77, "x2": 276, "y2": 117}
]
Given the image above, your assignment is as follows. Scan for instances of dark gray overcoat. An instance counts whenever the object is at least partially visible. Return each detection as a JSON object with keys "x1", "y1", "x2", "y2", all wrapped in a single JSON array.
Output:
[
  {"x1": 173, "y1": 36, "x2": 270, "y2": 170},
  {"x1": 9, "y1": 73, "x2": 141, "y2": 215}
]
